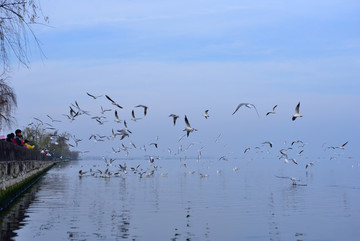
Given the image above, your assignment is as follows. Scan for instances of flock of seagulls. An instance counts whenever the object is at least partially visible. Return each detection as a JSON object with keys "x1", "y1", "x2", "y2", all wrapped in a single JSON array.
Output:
[{"x1": 25, "y1": 92, "x2": 351, "y2": 186}]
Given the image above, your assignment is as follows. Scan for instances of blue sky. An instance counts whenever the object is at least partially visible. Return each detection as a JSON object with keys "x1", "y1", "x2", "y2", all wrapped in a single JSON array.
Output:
[{"x1": 4, "y1": 0, "x2": 360, "y2": 158}]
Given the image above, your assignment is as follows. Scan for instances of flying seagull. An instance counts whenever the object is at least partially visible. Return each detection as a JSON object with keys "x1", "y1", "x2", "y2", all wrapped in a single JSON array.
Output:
[
  {"x1": 178, "y1": 134, "x2": 186, "y2": 142},
  {"x1": 275, "y1": 176, "x2": 301, "y2": 186},
  {"x1": 130, "y1": 141, "x2": 137, "y2": 149},
  {"x1": 305, "y1": 163, "x2": 314, "y2": 169},
  {"x1": 337, "y1": 141, "x2": 348, "y2": 150},
  {"x1": 105, "y1": 95, "x2": 123, "y2": 109},
  {"x1": 123, "y1": 120, "x2": 132, "y2": 134},
  {"x1": 184, "y1": 115, "x2": 197, "y2": 137},
  {"x1": 232, "y1": 103, "x2": 259, "y2": 117},
  {"x1": 292, "y1": 102, "x2": 303, "y2": 121},
  {"x1": 87, "y1": 92, "x2": 102, "y2": 99},
  {"x1": 135, "y1": 105, "x2": 148, "y2": 116},
  {"x1": 114, "y1": 110, "x2": 121, "y2": 123},
  {"x1": 46, "y1": 115, "x2": 61, "y2": 123},
  {"x1": 204, "y1": 110, "x2": 210, "y2": 119},
  {"x1": 100, "y1": 106, "x2": 112, "y2": 114},
  {"x1": 169, "y1": 114, "x2": 179, "y2": 126},
  {"x1": 63, "y1": 107, "x2": 79, "y2": 121},
  {"x1": 131, "y1": 110, "x2": 141, "y2": 122},
  {"x1": 72, "y1": 101, "x2": 90, "y2": 115},
  {"x1": 262, "y1": 141, "x2": 273, "y2": 148},
  {"x1": 150, "y1": 143, "x2": 158, "y2": 148},
  {"x1": 266, "y1": 105, "x2": 278, "y2": 116}
]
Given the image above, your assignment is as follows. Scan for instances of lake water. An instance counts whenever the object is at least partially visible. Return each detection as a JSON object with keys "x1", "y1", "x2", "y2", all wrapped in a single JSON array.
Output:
[{"x1": 1, "y1": 156, "x2": 360, "y2": 241}]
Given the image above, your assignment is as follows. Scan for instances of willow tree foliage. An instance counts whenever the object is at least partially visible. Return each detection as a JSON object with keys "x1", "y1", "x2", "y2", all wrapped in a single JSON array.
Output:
[
  {"x1": 0, "y1": 77, "x2": 16, "y2": 128},
  {"x1": 0, "y1": 0, "x2": 47, "y2": 129},
  {"x1": 23, "y1": 124, "x2": 77, "y2": 159},
  {"x1": 0, "y1": 0, "x2": 48, "y2": 72}
]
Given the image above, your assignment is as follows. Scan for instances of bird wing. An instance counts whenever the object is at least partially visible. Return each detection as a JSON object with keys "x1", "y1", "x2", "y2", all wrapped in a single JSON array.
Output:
[
  {"x1": 87, "y1": 92, "x2": 96, "y2": 99},
  {"x1": 144, "y1": 106, "x2": 148, "y2": 116},
  {"x1": 105, "y1": 95, "x2": 115, "y2": 103},
  {"x1": 114, "y1": 104, "x2": 122, "y2": 109},
  {"x1": 232, "y1": 103, "x2": 245, "y2": 115},
  {"x1": 46, "y1": 115, "x2": 54, "y2": 121},
  {"x1": 273, "y1": 105, "x2": 278, "y2": 111},
  {"x1": 249, "y1": 104, "x2": 260, "y2": 117},
  {"x1": 184, "y1": 115, "x2": 191, "y2": 128},
  {"x1": 295, "y1": 102, "x2": 300, "y2": 114},
  {"x1": 115, "y1": 110, "x2": 119, "y2": 119}
]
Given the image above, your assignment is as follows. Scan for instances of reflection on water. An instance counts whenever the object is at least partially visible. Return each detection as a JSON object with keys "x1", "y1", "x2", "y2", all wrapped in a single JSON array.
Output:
[
  {"x1": 0, "y1": 182, "x2": 39, "y2": 240},
  {"x1": 0, "y1": 157, "x2": 359, "y2": 240}
]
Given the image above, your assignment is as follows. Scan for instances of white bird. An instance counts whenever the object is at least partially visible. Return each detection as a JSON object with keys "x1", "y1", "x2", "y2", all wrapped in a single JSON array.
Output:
[
  {"x1": 292, "y1": 102, "x2": 303, "y2": 121},
  {"x1": 291, "y1": 140, "x2": 303, "y2": 146},
  {"x1": 183, "y1": 115, "x2": 197, "y2": 137},
  {"x1": 100, "y1": 106, "x2": 112, "y2": 114},
  {"x1": 117, "y1": 129, "x2": 130, "y2": 140},
  {"x1": 78, "y1": 170, "x2": 87, "y2": 177},
  {"x1": 72, "y1": 135, "x2": 82, "y2": 147},
  {"x1": 178, "y1": 134, "x2": 186, "y2": 142},
  {"x1": 275, "y1": 176, "x2": 300, "y2": 185},
  {"x1": 266, "y1": 105, "x2": 278, "y2": 116},
  {"x1": 200, "y1": 173, "x2": 209, "y2": 178},
  {"x1": 204, "y1": 110, "x2": 210, "y2": 119},
  {"x1": 130, "y1": 141, "x2": 137, "y2": 149},
  {"x1": 63, "y1": 107, "x2": 78, "y2": 121},
  {"x1": 123, "y1": 120, "x2": 132, "y2": 134},
  {"x1": 219, "y1": 156, "x2": 228, "y2": 161},
  {"x1": 289, "y1": 158, "x2": 298, "y2": 165},
  {"x1": 110, "y1": 129, "x2": 117, "y2": 140},
  {"x1": 337, "y1": 141, "x2": 348, "y2": 150},
  {"x1": 215, "y1": 134, "x2": 222, "y2": 143},
  {"x1": 169, "y1": 114, "x2": 179, "y2": 126},
  {"x1": 149, "y1": 156, "x2": 155, "y2": 164},
  {"x1": 135, "y1": 105, "x2": 148, "y2": 116},
  {"x1": 46, "y1": 115, "x2": 61, "y2": 123},
  {"x1": 87, "y1": 92, "x2": 102, "y2": 99},
  {"x1": 305, "y1": 162, "x2": 314, "y2": 169},
  {"x1": 131, "y1": 110, "x2": 141, "y2": 122},
  {"x1": 262, "y1": 141, "x2": 273, "y2": 148},
  {"x1": 114, "y1": 110, "x2": 121, "y2": 123},
  {"x1": 232, "y1": 103, "x2": 259, "y2": 117},
  {"x1": 72, "y1": 101, "x2": 90, "y2": 115},
  {"x1": 96, "y1": 118, "x2": 106, "y2": 125},
  {"x1": 105, "y1": 95, "x2": 123, "y2": 109},
  {"x1": 150, "y1": 143, "x2": 158, "y2": 148}
]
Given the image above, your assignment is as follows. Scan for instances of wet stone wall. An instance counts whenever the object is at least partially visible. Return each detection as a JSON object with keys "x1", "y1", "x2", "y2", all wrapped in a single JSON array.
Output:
[{"x1": 0, "y1": 140, "x2": 55, "y2": 210}]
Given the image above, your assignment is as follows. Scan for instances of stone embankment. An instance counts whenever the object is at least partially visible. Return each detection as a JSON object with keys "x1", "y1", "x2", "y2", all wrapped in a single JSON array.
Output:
[{"x1": 0, "y1": 141, "x2": 56, "y2": 211}]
